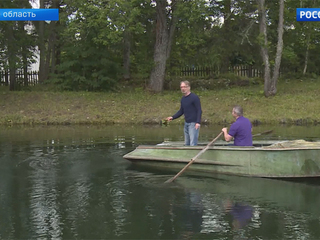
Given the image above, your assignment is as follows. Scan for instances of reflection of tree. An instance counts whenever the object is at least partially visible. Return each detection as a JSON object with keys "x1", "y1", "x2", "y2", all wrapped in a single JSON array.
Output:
[
  {"x1": 0, "y1": 143, "x2": 33, "y2": 238},
  {"x1": 176, "y1": 191, "x2": 204, "y2": 239},
  {"x1": 28, "y1": 147, "x2": 63, "y2": 238},
  {"x1": 200, "y1": 196, "x2": 227, "y2": 234},
  {"x1": 161, "y1": 189, "x2": 204, "y2": 239}
]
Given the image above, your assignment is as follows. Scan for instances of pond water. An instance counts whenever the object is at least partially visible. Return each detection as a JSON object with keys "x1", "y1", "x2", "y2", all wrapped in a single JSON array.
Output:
[{"x1": 0, "y1": 124, "x2": 320, "y2": 239}]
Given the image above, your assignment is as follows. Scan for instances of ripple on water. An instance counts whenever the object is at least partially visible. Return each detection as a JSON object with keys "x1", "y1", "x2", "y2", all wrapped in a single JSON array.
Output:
[
  {"x1": 29, "y1": 181, "x2": 62, "y2": 239},
  {"x1": 28, "y1": 156, "x2": 59, "y2": 171},
  {"x1": 17, "y1": 148, "x2": 59, "y2": 172},
  {"x1": 120, "y1": 170, "x2": 183, "y2": 189}
]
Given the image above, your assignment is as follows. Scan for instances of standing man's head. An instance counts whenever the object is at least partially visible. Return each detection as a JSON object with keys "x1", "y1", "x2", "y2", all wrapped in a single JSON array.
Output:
[
  {"x1": 180, "y1": 81, "x2": 191, "y2": 96},
  {"x1": 232, "y1": 105, "x2": 243, "y2": 119}
]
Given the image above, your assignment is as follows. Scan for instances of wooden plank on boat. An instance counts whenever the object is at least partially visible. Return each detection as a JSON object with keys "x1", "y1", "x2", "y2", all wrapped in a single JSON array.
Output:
[{"x1": 125, "y1": 155, "x2": 243, "y2": 167}]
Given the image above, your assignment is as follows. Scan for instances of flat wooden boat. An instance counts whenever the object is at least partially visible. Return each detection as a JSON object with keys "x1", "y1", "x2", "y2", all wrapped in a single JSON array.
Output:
[{"x1": 123, "y1": 140, "x2": 320, "y2": 178}]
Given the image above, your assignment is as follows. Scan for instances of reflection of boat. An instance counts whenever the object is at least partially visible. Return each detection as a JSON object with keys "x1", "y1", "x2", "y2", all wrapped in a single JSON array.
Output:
[
  {"x1": 176, "y1": 174, "x2": 320, "y2": 216},
  {"x1": 126, "y1": 163, "x2": 320, "y2": 238},
  {"x1": 123, "y1": 140, "x2": 320, "y2": 178}
]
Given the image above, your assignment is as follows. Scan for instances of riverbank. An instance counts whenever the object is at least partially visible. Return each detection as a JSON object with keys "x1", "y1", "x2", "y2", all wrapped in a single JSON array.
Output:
[{"x1": 1, "y1": 78, "x2": 319, "y2": 126}]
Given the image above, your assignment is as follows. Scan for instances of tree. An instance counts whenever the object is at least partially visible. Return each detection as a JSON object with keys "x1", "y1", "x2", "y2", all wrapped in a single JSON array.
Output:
[
  {"x1": 298, "y1": 0, "x2": 317, "y2": 75},
  {"x1": 148, "y1": 0, "x2": 178, "y2": 93},
  {"x1": 169, "y1": 0, "x2": 214, "y2": 68},
  {"x1": 51, "y1": 0, "x2": 126, "y2": 91},
  {"x1": 0, "y1": 0, "x2": 36, "y2": 90},
  {"x1": 190, "y1": 0, "x2": 261, "y2": 74},
  {"x1": 257, "y1": 0, "x2": 284, "y2": 97},
  {"x1": 103, "y1": 0, "x2": 147, "y2": 81},
  {"x1": 36, "y1": 0, "x2": 62, "y2": 83},
  {"x1": 220, "y1": 0, "x2": 232, "y2": 73}
]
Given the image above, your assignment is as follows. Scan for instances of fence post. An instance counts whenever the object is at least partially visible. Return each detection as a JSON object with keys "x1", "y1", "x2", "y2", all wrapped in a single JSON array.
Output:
[
  {"x1": 5, "y1": 70, "x2": 9, "y2": 86},
  {"x1": 248, "y1": 65, "x2": 252, "y2": 77}
]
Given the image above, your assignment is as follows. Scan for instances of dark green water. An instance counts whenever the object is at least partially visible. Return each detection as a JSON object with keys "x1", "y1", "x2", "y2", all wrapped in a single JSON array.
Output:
[{"x1": 0, "y1": 124, "x2": 320, "y2": 239}]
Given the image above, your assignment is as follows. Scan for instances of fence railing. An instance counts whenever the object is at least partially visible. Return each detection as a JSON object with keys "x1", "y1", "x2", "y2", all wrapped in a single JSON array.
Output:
[
  {"x1": 177, "y1": 65, "x2": 262, "y2": 78},
  {"x1": 0, "y1": 65, "x2": 261, "y2": 87},
  {"x1": 0, "y1": 71, "x2": 39, "y2": 86}
]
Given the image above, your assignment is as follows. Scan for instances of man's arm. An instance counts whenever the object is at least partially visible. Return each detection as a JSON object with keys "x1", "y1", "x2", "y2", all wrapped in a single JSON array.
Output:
[
  {"x1": 194, "y1": 95, "x2": 202, "y2": 124},
  {"x1": 171, "y1": 106, "x2": 183, "y2": 120},
  {"x1": 222, "y1": 127, "x2": 233, "y2": 142}
]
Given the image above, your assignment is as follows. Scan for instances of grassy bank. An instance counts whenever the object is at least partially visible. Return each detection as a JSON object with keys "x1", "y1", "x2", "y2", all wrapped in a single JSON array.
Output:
[{"x1": 0, "y1": 78, "x2": 319, "y2": 126}]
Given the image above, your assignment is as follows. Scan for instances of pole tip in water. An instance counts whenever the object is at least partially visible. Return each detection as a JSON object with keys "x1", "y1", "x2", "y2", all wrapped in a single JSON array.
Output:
[{"x1": 164, "y1": 178, "x2": 174, "y2": 183}]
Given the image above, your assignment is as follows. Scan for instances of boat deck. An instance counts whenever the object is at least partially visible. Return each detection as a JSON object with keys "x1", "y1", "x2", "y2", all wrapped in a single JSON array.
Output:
[
  {"x1": 155, "y1": 140, "x2": 320, "y2": 150},
  {"x1": 157, "y1": 140, "x2": 276, "y2": 147}
]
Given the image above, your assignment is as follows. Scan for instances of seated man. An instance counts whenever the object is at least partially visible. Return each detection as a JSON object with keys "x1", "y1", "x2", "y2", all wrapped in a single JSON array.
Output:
[{"x1": 222, "y1": 105, "x2": 252, "y2": 146}]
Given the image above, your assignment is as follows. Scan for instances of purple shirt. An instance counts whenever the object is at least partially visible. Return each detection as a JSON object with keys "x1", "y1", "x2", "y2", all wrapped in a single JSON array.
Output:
[
  {"x1": 229, "y1": 116, "x2": 252, "y2": 146},
  {"x1": 230, "y1": 203, "x2": 253, "y2": 228}
]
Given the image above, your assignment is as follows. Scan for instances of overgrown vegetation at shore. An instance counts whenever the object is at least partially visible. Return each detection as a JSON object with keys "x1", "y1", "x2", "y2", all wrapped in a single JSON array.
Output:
[{"x1": 1, "y1": 77, "x2": 319, "y2": 126}]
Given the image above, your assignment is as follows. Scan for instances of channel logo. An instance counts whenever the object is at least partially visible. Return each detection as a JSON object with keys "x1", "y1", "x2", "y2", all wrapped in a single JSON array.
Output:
[
  {"x1": 297, "y1": 8, "x2": 320, "y2": 21},
  {"x1": 0, "y1": 9, "x2": 59, "y2": 21}
]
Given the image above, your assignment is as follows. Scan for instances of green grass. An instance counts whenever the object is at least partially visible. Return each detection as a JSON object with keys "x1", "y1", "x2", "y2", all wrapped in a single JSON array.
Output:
[{"x1": 0, "y1": 78, "x2": 319, "y2": 126}]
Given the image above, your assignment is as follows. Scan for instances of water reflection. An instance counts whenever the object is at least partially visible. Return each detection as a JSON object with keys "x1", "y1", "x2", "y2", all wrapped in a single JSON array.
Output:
[
  {"x1": 168, "y1": 190, "x2": 204, "y2": 239},
  {"x1": 224, "y1": 200, "x2": 254, "y2": 230},
  {"x1": 0, "y1": 125, "x2": 320, "y2": 239},
  {"x1": 175, "y1": 174, "x2": 320, "y2": 239}
]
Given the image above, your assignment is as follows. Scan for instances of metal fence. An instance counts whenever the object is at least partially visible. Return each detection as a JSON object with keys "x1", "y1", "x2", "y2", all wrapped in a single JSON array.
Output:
[
  {"x1": 0, "y1": 71, "x2": 39, "y2": 86},
  {"x1": 0, "y1": 65, "x2": 261, "y2": 87},
  {"x1": 178, "y1": 65, "x2": 262, "y2": 78}
]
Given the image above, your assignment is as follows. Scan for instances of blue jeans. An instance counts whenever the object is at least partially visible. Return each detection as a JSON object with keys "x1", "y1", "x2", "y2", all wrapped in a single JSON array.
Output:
[{"x1": 184, "y1": 122, "x2": 199, "y2": 146}]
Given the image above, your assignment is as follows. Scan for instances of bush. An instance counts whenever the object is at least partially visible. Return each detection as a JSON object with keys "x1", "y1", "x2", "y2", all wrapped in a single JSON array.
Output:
[{"x1": 164, "y1": 73, "x2": 263, "y2": 91}]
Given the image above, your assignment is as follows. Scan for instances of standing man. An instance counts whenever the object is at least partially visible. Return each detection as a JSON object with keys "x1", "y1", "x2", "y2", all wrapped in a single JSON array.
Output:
[
  {"x1": 222, "y1": 105, "x2": 252, "y2": 146},
  {"x1": 166, "y1": 81, "x2": 202, "y2": 146}
]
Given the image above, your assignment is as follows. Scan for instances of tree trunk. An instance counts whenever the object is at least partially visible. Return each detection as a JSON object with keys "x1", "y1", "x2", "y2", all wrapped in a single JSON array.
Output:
[
  {"x1": 51, "y1": 34, "x2": 57, "y2": 74},
  {"x1": 258, "y1": 0, "x2": 284, "y2": 97},
  {"x1": 38, "y1": 0, "x2": 45, "y2": 83},
  {"x1": 9, "y1": 67, "x2": 16, "y2": 91},
  {"x1": 49, "y1": 0, "x2": 59, "y2": 76},
  {"x1": 303, "y1": 34, "x2": 310, "y2": 75},
  {"x1": 123, "y1": 30, "x2": 131, "y2": 80},
  {"x1": 54, "y1": 23, "x2": 60, "y2": 73},
  {"x1": 149, "y1": 0, "x2": 178, "y2": 93},
  {"x1": 4, "y1": 70, "x2": 9, "y2": 86},
  {"x1": 301, "y1": 0, "x2": 315, "y2": 76},
  {"x1": 270, "y1": 0, "x2": 285, "y2": 95},
  {"x1": 257, "y1": 0, "x2": 271, "y2": 97},
  {"x1": 19, "y1": 21, "x2": 28, "y2": 86},
  {"x1": 221, "y1": 0, "x2": 232, "y2": 74},
  {"x1": 52, "y1": 0, "x2": 61, "y2": 73},
  {"x1": 44, "y1": 21, "x2": 56, "y2": 80},
  {"x1": 166, "y1": 1, "x2": 178, "y2": 60},
  {"x1": 23, "y1": 53, "x2": 28, "y2": 86},
  {"x1": 7, "y1": 23, "x2": 16, "y2": 91}
]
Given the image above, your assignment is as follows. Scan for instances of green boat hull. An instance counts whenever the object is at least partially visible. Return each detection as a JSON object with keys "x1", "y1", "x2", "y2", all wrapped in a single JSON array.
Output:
[{"x1": 123, "y1": 140, "x2": 320, "y2": 178}]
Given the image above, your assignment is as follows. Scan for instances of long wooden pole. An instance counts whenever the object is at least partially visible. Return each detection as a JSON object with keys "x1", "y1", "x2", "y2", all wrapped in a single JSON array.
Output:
[
  {"x1": 164, "y1": 132, "x2": 223, "y2": 183},
  {"x1": 164, "y1": 129, "x2": 273, "y2": 183},
  {"x1": 252, "y1": 129, "x2": 273, "y2": 137}
]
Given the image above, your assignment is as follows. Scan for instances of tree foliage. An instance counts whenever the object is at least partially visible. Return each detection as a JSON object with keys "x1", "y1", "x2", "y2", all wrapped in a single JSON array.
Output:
[
  {"x1": 1, "y1": 0, "x2": 320, "y2": 94},
  {"x1": 0, "y1": 0, "x2": 36, "y2": 90}
]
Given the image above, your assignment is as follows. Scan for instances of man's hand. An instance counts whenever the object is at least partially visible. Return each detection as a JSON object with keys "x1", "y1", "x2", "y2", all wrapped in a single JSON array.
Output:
[
  {"x1": 222, "y1": 127, "x2": 232, "y2": 142},
  {"x1": 195, "y1": 123, "x2": 201, "y2": 130},
  {"x1": 166, "y1": 116, "x2": 173, "y2": 121}
]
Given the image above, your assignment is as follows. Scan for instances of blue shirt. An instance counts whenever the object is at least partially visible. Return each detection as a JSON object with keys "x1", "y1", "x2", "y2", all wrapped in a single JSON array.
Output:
[
  {"x1": 229, "y1": 116, "x2": 252, "y2": 146},
  {"x1": 172, "y1": 92, "x2": 202, "y2": 124}
]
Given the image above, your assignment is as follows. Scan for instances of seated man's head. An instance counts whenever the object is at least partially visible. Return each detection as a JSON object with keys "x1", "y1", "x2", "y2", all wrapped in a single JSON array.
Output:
[{"x1": 232, "y1": 105, "x2": 243, "y2": 118}]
